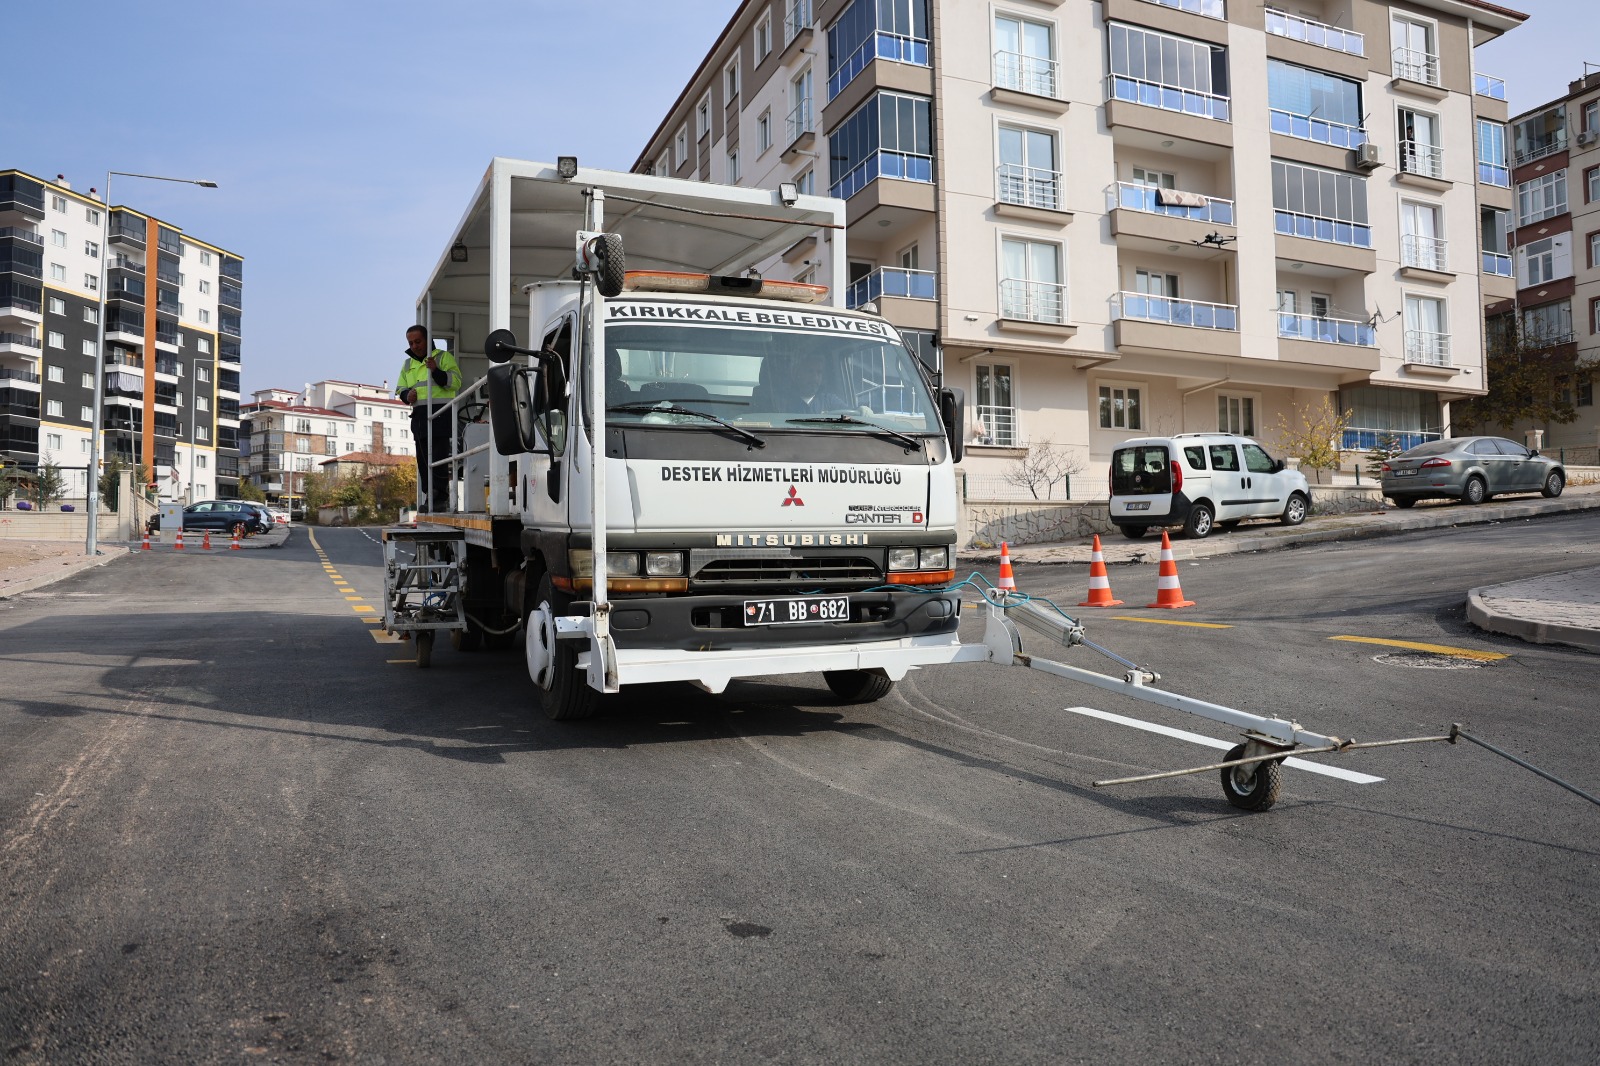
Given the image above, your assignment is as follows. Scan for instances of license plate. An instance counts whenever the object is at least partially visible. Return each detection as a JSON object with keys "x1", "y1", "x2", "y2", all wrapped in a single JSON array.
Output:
[
  {"x1": 1393, "y1": 469, "x2": 1417, "y2": 477},
  {"x1": 743, "y1": 596, "x2": 850, "y2": 625},
  {"x1": 1124, "y1": 501, "x2": 1151, "y2": 511}
]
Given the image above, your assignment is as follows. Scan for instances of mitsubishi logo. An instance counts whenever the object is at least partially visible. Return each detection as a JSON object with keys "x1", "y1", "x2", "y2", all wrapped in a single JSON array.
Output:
[{"x1": 781, "y1": 485, "x2": 805, "y2": 507}]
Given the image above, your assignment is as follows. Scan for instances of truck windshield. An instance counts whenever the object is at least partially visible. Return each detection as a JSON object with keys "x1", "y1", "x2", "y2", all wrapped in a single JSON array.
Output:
[{"x1": 597, "y1": 316, "x2": 943, "y2": 436}]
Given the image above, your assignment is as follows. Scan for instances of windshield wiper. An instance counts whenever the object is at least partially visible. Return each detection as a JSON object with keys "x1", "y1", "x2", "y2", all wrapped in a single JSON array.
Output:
[
  {"x1": 608, "y1": 401, "x2": 766, "y2": 448},
  {"x1": 786, "y1": 414, "x2": 922, "y2": 451}
]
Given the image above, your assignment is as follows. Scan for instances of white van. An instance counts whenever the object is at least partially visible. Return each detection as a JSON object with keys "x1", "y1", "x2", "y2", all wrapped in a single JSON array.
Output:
[{"x1": 1108, "y1": 433, "x2": 1311, "y2": 539}]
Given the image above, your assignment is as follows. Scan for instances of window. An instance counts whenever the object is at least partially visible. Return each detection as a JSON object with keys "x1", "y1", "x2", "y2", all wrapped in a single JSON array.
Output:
[
  {"x1": 1477, "y1": 120, "x2": 1509, "y2": 186},
  {"x1": 1401, "y1": 201, "x2": 1445, "y2": 271},
  {"x1": 829, "y1": 0, "x2": 929, "y2": 98},
  {"x1": 1131, "y1": 167, "x2": 1174, "y2": 190},
  {"x1": 1522, "y1": 300, "x2": 1573, "y2": 345},
  {"x1": 1391, "y1": 15, "x2": 1438, "y2": 85},
  {"x1": 1397, "y1": 108, "x2": 1443, "y2": 179},
  {"x1": 1242, "y1": 442, "x2": 1277, "y2": 474},
  {"x1": 84, "y1": 274, "x2": 97, "y2": 291},
  {"x1": 48, "y1": 297, "x2": 65, "y2": 314},
  {"x1": 726, "y1": 149, "x2": 740, "y2": 183},
  {"x1": 1268, "y1": 60, "x2": 1364, "y2": 148},
  {"x1": 80, "y1": 406, "x2": 92, "y2": 421},
  {"x1": 1588, "y1": 166, "x2": 1600, "y2": 204},
  {"x1": 1513, "y1": 106, "x2": 1567, "y2": 164},
  {"x1": 81, "y1": 373, "x2": 92, "y2": 389},
  {"x1": 198, "y1": 279, "x2": 210, "y2": 294},
  {"x1": 197, "y1": 455, "x2": 207, "y2": 469},
  {"x1": 757, "y1": 110, "x2": 772, "y2": 153},
  {"x1": 1001, "y1": 237, "x2": 1063, "y2": 323},
  {"x1": 994, "y1": 14, "x2": 1056, "y2": 98},
  {"x1": 1590, "y1": 232, "x2": 1600, "y2": 270},
  {"x1": 200, "y1": 250, "x2": 212, "y2": 266},
  {"x1": 84, "y1": 240, "x2": 99, "y2": 258},
  {"x1": 86, "y1": 207, "x2": 100, "y2": 225},
  {"x1": 83, "y1": 306, "x2": 97, "y2": 324},
  {"x1": 296, "y1": 438, "x2": 310, "y2": 453},
  {"x1": 47, "y1": 399, "x2": 63, "y2": 417},
  {"x1": 50, "y1": 229, "x2": 66, "y2": 247},
  {"x1": 828, "y1": 91, "x2": 933, "y2": 199},
  {"x1": 697, "y1": 94, "x2": 711, "y2": 140},
  {"x1": 1218, "y1": 394, "x2": 1256, "y2": 435},
  {"x1": 656, "y1": 154, "x2": 669, "y2": 178},
  {"x1": 48, "y1": 331, "x2": 64, "y2": 348},
  {"x1": 1135, "y1": 269, "x2": 1178, "y2": 297},
  {"x1": 51, "y1": 194, "x2": 66, "y2": 213},
  {"x1": 197, "y1": 425, "x2": 209, "y2": 442},
  {"x1": 199, "y1": 309, "x2": 210, "y2": 324},
  {"x1": 197, "y1": 395, "x2": 209, "y2": 412},
  {"x1": 899, "y1": 244, "x2": 919, "y2": 270},
  {"x1": 196, "y1": 364, "x2": 209, "y2": 382},
  {"x1": 1587, "y1": 100, "x2": 1600, "y2": 134},
  {"x1": 725, "y1": 60, "x2": 739, "y2": 101},
  {"x1": 81, "y1": 339, "x2": 96, "y2": 356},
  {"x1": 46, "y1": 433, "x2": 62, "y2": 451},
  {"x1": 47, "y1": 364, "x2": 64, "y2": 382},
  {"x1": 362, "y1": 406, "x2": 373, "y2": 417},
  {"x1": 1098, "y1": 384, "x2": 1142, "y2": 431},
  {"x1": 1516, "y1": 234, "x2": 1571, "y2": 288},
  {"x1": 997, "y1": 126, "x2": 1059, "y2": 209},
  {"x1": 1273, "y1": 160, "x2": 1371, "y2": 247},
  {"x1": 50, "y1": 263, "x2": 65, "y2": 281},
  {"x1": 755, "y1": 12, "x2": 772, "y2": 59},
  {"x1": 975, "y1": 363, "x2": 1016, "y2": 445},
  {"x1": 675, "y1": 126, "x2": 689, "y2": 168},
  {"x1": 795, "y1": 168, "x2": 815, "y2": 196},
  {"x1": 1577, "y1": 375, "x2": 1593, "y2": 407},
  {"x1": 1107, "y1": 23, "x2": 1230, "y2": 121},
  {"x1": 1403, "y1": 294, "x2": 1448, "y2": 364},
  {"x1": 294, "y1": 418, "x2": 312, "y2": 433},
  {"x1": 197, "y1": 337, "x2": 210, "y2": 354}
]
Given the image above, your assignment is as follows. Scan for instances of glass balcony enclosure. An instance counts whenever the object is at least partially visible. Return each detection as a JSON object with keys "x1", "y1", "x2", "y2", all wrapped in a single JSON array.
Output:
[{"x1": 1116, "y1": 292, "x2": 1238, "y2": 330}]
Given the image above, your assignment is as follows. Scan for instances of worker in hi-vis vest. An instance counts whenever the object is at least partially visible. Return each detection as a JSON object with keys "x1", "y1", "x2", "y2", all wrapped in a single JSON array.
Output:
[{"x1": 397, "y1": 325, "x2": 462, "y2": 510}]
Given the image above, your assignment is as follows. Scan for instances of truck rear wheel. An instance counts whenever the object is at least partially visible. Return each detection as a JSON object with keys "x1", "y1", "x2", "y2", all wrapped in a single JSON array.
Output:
[
  {"x1": 526, "y1": 573, "x2": 600, "y2": 720},
  {"x1": 824, "y1": 669, "x2": 894, "y2": 704}
]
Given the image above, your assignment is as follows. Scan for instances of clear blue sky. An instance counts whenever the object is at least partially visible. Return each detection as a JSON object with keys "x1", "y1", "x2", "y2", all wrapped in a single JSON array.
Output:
[
  {"x1": 3, "y1": 0, "x2": 736, "y2": 398},
  {"x1": 1, "y1": 0, "x2": 1589, "y2": 398}
]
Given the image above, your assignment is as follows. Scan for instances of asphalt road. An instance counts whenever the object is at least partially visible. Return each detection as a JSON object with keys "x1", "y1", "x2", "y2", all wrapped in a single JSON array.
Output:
[{"x1": 2, "y1": 517, "x2": 1596, "y2": 1064}]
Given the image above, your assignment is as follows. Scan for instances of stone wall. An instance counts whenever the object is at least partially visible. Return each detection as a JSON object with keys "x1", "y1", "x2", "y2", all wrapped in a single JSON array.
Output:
[{"x1": 0, "y1": 473, "x2": 146, "y2": 542}]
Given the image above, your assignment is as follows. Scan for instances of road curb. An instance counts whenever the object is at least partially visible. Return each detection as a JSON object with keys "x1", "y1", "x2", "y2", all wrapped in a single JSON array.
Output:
[
  {"x1": 1467, "y1": 585, "x2": 1600, "y2": 654},
  {"x1": 0, "y1": 545, "x2": 128, "y2": 600}
]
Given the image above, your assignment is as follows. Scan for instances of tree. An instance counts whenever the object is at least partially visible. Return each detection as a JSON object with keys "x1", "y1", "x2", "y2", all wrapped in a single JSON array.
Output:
[
  {"x1": 1454, "y1": 318, "x2": 1598, "y2": 435},
  {"x1": 1002, "y1": 440, "x2": 1084, "y2": 500},
  {"x1": 0, "y1": 461, "x2": 24, "y2": 509},
  {"x1": 237, "y1": 479, "x2": 267, "y2": 503},
  {"x1": 35, "y1": 456, "x2": 66, "y2": 510},
  {"x1": 1365, "y1": 433, "x2": 1405, "y2": 481},
  {"x1": 1269, "y1": 398, "x2": 1351, "y2": 484},
  {"x1": 373, "y1": 463, "x2": 416, "y2": 512}
]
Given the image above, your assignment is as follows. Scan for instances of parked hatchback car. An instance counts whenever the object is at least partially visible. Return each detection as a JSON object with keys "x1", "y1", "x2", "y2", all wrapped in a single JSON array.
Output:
[
  {"x1": 1380, "y1": 436, "x2": 1564, "y2": 507},
  {"x1": 181, "y1": 500, "x2": 271, "y2": 536},
  {"x1": 1109, "y1": 433, "x2": 1312, "y2": 539}
]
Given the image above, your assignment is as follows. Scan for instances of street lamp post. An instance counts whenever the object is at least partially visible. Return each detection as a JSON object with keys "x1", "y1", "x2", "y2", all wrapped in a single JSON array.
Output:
[{"x1": 85, "y1": 171, "x2": 216, "y2": 556}]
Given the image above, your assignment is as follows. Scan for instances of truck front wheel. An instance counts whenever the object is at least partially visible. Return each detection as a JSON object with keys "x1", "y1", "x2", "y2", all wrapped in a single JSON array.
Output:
[
  {"x1": 824, "y1": 669, "x2": 894, "y2": 704},
  {"x1": 526, "y1": 573, "x2": 600, "y2": 721}
]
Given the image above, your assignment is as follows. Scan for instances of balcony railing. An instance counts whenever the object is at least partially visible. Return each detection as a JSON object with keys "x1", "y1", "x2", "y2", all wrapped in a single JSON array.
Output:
[
  {"x1": 219, "y1": 316, "x2": 241, "y2": 337},
  {"x1": 108, "y1": 254, "x2": 144, "y2": 274},
  {"x1": 1342, "y1": 426, "x2": 1440, "y2": 451},
  {"x1": 830, "y1": 148, "x2": 934, "y2": 200},
  {"x1": 1106, "y1": 74, "x2": 1230, "y2": 122},
  {"x1": 107, "y1": 221, "x2": 145, "y2": 246},
  {"x1": 1114, "y1": 181, "x2": 1235, "y2": 225},
  {"x1": 220, "y1": 285, "x2": 242, "y2": 310},
  {"x1": 784, "y1": 0, "x2": 810, "y2": 45},
  {"x1": 1474, "y1": 72, "x2": 1507, "y2": 101},
  {"x1": 0, "y1": 226, "x2": 43, "y2": 246},
  {"x1": 1277, "y1": 312, "x2": 1375, "y2": 346},
  {"x1": 1515, "y1": 135, "x2": 1567, "y2": 165},
  {"x1": 1402, "y1": 233, "x2": 1448, "y2": 272},
  {"x1": 846, "y1": 267, "x2": 936, "y2": 309},
  {"x1": 1264, "y1": 8, "x2": 1364, "y2": 56},
  {"x1": 785, "y1": 97, "x2": 814, "y2": 147},
  {"x1": 1117, "y1": 291, "x2": 1238, "y2": 330},
  {"x1": 0, "y1": 367, "x2": 41, "y2": 383},
  {"x1": 1399, "y1": 140, "x2": 1444, "y2": 180},
  {"x1": 1393, "y1": 47, "x2": 1440, "y2": 87},
  {"x1": 1142, "y1": 0, "x2": 1225, "y2": 19},
  {"x1": 1270, "y1": 108, "x2": 1366, "y2": 149},
  {"x1": 1274, "y1": 209, "x2": 1373, "y2": 249},
  {"x1": 998, "y1": 164, "x2": 1062, "y2": 210},
  {"x1": 1001, "y1": 279, "x2": 1067, "y2": 324},
  {"x1": 155, "y1": 358, "x2": 180, "y2": 377},
  {"x1": 828, "y1": 31, "x2": 930, "y2": 99},
  {"x1": 994, "y1": 50, "x2": 1059, "y2": 99},
  {"x1": 1482, "y1": 251, "x2": 1513, "y2": 276},
  {"x1": 157, "y1": 232, "x2": 181, "y2": 255},
  {"x1": 1404, "y1": 329, "x2": 1451, "y2": 365},
  {"x1": 0, "y1": 293, "x2": 42, "y2": 314},
  {"x1": 971, "y1": 405, "x2": 1019, "y2": 448},
  {"x1": 1478, "y1": 160, "x2": 1510, "y2": 187},
  {"x1": 0, "y1": 331, "x2": 40, "y2": 348}
]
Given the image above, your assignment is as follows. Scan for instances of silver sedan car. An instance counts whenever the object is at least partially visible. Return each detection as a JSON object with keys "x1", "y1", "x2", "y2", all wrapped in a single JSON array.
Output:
[{"x1": 1381, "y1": 436, "x2": 1565, "y2": 507}]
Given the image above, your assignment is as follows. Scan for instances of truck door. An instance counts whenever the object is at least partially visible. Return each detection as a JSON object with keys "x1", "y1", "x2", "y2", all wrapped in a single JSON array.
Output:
[
  {"x1": 1241, "y1": 441, "x2": 1289, "y2": 516},
  {"x1": 523, "y1": 316, "x2": 575, "y2": 533}
]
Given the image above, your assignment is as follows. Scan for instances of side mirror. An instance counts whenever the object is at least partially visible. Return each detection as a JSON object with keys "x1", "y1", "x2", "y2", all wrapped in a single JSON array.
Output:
[
  {"x1": 486, "y1": 363, "x2": 538, "y2": 455},
  {"x1": 1271, "y1": 458, "x2": 1286, "y2": 474},
  {"x1": 940, "y1": 386, "x2": 965, "y2": 464},
  {"x1": 485, "y1": 328, "x2": 519, "y2": 364}
]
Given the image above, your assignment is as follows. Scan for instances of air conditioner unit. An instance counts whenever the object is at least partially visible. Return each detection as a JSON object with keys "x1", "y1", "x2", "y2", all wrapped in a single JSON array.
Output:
[
  {"x1": 1353, "y1": 142, "x2": 1382, "y2": 170},
  {"x1": 1578, "y1": 130, "x2": 1597, "y2": 147}
]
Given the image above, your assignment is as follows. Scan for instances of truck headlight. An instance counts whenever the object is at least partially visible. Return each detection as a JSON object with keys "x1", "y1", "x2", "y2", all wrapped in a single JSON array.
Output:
[
  {"x1": 568, "y1": 549, "x2": 641, "y2": 577},
  {"x1": 644, "y1": 551, "x2": 685, "y2": 577},
  {"x1": 888, "y1": 546, "x2": 919, "y2": 571},
  {"x1": 919, "y1": 546, "x2": 949, "y2": 570}
]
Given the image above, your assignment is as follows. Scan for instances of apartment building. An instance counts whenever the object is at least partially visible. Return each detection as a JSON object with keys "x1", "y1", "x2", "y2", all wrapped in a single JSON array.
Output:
[
  {"x1": 241, "y1": 381, "x2": 414, "y2": 503},
  {"x1": 633, "y1": 0, "x2": 1525, "y2": 480},
  {"x1": 0, "y1": 169, "x2": 242, "y2": 502},
  {"x1": 1487, "y1": 68, "x2": 1600, "y2": 452}
]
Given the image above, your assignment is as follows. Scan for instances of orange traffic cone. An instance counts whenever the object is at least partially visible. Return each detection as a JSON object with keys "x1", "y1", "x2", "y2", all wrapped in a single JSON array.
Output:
[
  {"x1": 996, "y1": 542, "x2": 1017, "y2": 594},
  {"x1": 202, "y1": 529, "x2": 212, "y2": 551},
  {"x1": 1147, "y1": 531, "x2": 1195, "y2": 609},
  {"x1": 141, "y1": 528, "x2": 150, "y2": 551},
  {"x1": 1078, "y1": 534, "x2": 1124, "y2": 607},
  {"x1": 175, "y1": 529, "x2": 185, "y2": 551},
  {"x1": 230, "y1": 529, "x2": 241, "y2": 550}
]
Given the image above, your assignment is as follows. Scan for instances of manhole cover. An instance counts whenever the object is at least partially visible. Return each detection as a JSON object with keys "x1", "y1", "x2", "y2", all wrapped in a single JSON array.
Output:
[{"x1": 1373, "y1": 651, "x2": 1485, "y2": 670}]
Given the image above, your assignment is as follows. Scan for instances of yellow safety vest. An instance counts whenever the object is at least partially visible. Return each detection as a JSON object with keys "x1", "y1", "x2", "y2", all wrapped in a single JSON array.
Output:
[{"x1": 397, "y1": 348, "x2": 462, "y2": 405}]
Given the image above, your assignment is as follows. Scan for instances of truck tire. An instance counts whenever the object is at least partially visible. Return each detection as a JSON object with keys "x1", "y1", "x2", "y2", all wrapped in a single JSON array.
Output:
[
  {"x1": 526, "y1": 573, "x2": 600, "y2": 720},
  {"x1": 1183, "y1": 502, "x2": 1214, "y2": 539},
  {"x1": 824, "y1": 669, "x2": 894, "y2": 704}
]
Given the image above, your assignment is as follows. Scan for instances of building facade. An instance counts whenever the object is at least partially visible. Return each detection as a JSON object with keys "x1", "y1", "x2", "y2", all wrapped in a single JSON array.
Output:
[
  {"x1": 632, "y1": 0, "x2": 1525, "y2": 483},
  {"x1": 241, "y1": 381, "x2": 413, "y2": 503},
  {"x1": 1489, "y1": 69, "x2": 1600, "y2": 453},
  {"x1": 0, "y1": 169, "x2": 242, "y2": 502}
]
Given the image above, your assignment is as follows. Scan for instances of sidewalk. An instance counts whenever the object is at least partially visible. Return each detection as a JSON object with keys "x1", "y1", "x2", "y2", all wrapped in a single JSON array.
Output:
[
  {"x1": 961, "y1": 483, "x2": 1600, "y2": 654},
  {"x1": 0, "y1": 525, "x2": 290, "y2": 600}
]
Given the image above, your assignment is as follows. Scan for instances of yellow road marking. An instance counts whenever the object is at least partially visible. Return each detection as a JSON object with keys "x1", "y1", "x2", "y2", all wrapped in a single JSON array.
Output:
[
  {"x1": 371, "y1": 631, "x2": 405, "y2": 644},
  {"x1": 332, "y1": 580, "x2": 348, "y2": 586},
  {"x1": 1109, "y1": 616, "x2": 1233, "y2": 629},
  {"x1": 386, "y1": 658, "x2": 415, "y2": 663},
  {"x1": 1329, "y1": 635, "x2": 1507, "y2": 661},
  {"x1": 345, "y1": 595, "x2": 364, "y2": 601},
  {"x1": 353, "y1": 605, "x2": 376, "y2": 613},
  {"x1": 362, "y1": 617, "x2": 383, "y2": 624}
]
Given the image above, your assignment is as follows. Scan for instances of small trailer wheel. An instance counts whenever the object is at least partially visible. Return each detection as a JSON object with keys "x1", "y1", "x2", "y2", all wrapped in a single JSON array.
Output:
[
  {"x1": 1219, "y1": 743, "x2": 1283, "y2": 811},
  {"x1": 416, "y1": 631, "x2": 434, "y2": 669}
]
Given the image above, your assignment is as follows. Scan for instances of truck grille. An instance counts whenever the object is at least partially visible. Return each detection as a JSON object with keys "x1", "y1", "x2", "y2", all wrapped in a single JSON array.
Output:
[{"x1": 689, "y1": 549, "x2": 881, "y2": 587}]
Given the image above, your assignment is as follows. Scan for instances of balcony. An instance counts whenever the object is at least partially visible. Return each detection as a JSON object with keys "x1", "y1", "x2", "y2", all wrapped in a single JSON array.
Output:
[
  {"x1": 997, "y1": 164, "x2": 1063, "y2": 213},
  {"x1": 0, "y1": 289, "x2": 43, "y2": 323},
  {"x1": 1515, "y1": 133, "x2": 1567, "y2": 166},
  {"x1": 1142, "y1": 0, "x2": 1224, "y2": 18},
  {"x1": 1274, "y1": 209, "x2": 1372, "y2": 250},
  {"x1": 155, "y1": 326, "x2": 180, "y2": 348},
  {"x1": 219, "y1": 315, "x2": 241, "y2": 338},
  {"x1": 1478, "y1": 159, "x2": 1510, "y2": 187},
  {"x1": 993, "y1": 51, "x2": 1059, "y2": 102},
  {"x1": 0, "y1": 331, "x2": 40, "y2": 354},
  {"x1": 1404, "y1": 329, "x2": 1452, "y2": 367},
  {"x1": 1000, "y1": 278, "x2": 1067, "y2": 327},
  {"x1": 1114, "y1": 182, "x2": 1234, "y2": 226},
  {"x1": 155, "y1": 357, "x2": 181, "y2": 378},
  {"x1": 828, "y1": 31, "x2": 929, "y2": 100},
  {"x1": 107, "y1": 218, "x2": 146, "y2": 247},
  {"x1": 1271, "y1": 108, "x2": 1365, "y2": 150},
  {"x1": 1342, "y1": 427, "x2": 1439, "y2": 451},
  {"x1": 1397, "y1": 140, "x2": 1446, "y2": 187},
  {"x1": 784, "y1": 97, "x2": 815, "y2": 157},
  {"x1": 1474, "y1": 73, "x2": 1507, "y2": 101},
  {"x1": 1482, "y1": 250, "x2": 1513, "y2": 276},
  {"x1": 220, "y1": 257, "x2": 243, "y2": 282},
  {"x1": 219, "y1": 285, "x2": 242, "y2": 310},
  {"x1": 0, "y1": 367, "x2": 42, "y2": 386},
  {"x1": 846, "y1": 267, "x2": 935, "y2": 308},
  {"x1": 1278, "y1": 312, "x2": 1375, "y2": 347},
  {"x1": 1265, "y1": 8, "x2": 1363, "y2": 56},
  {"x1": 109, "y1": 254, "x2": 144, "y2": 274},
  {"x1": 830, "y1": 148, "x2": 934, "y2": 201},
  {"x1": 1117, "y1": 291, "x2": 1237, "y2": 331},
  {"x1": 971, "y1": 405, "x2": 1019, "y2": 448},
  {"x1": 1400, "y1": 234, "x2": 1451, "y2": 281},
  {"x1": 157, "y1": 231, "x2": 182, "y2": 255},
  {"x1": 0, "y1": 226, "x2": 43, "y2": 246},
  {"x1": 1105, "y1": 73, "x2": 1230, "y2": 123},
  {"x1": 1392, "y1": 48, "x2": 1443, "y2": 96},
  {"x1": 784, "y1": 0, "x2": 810, "y2": 44}
]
